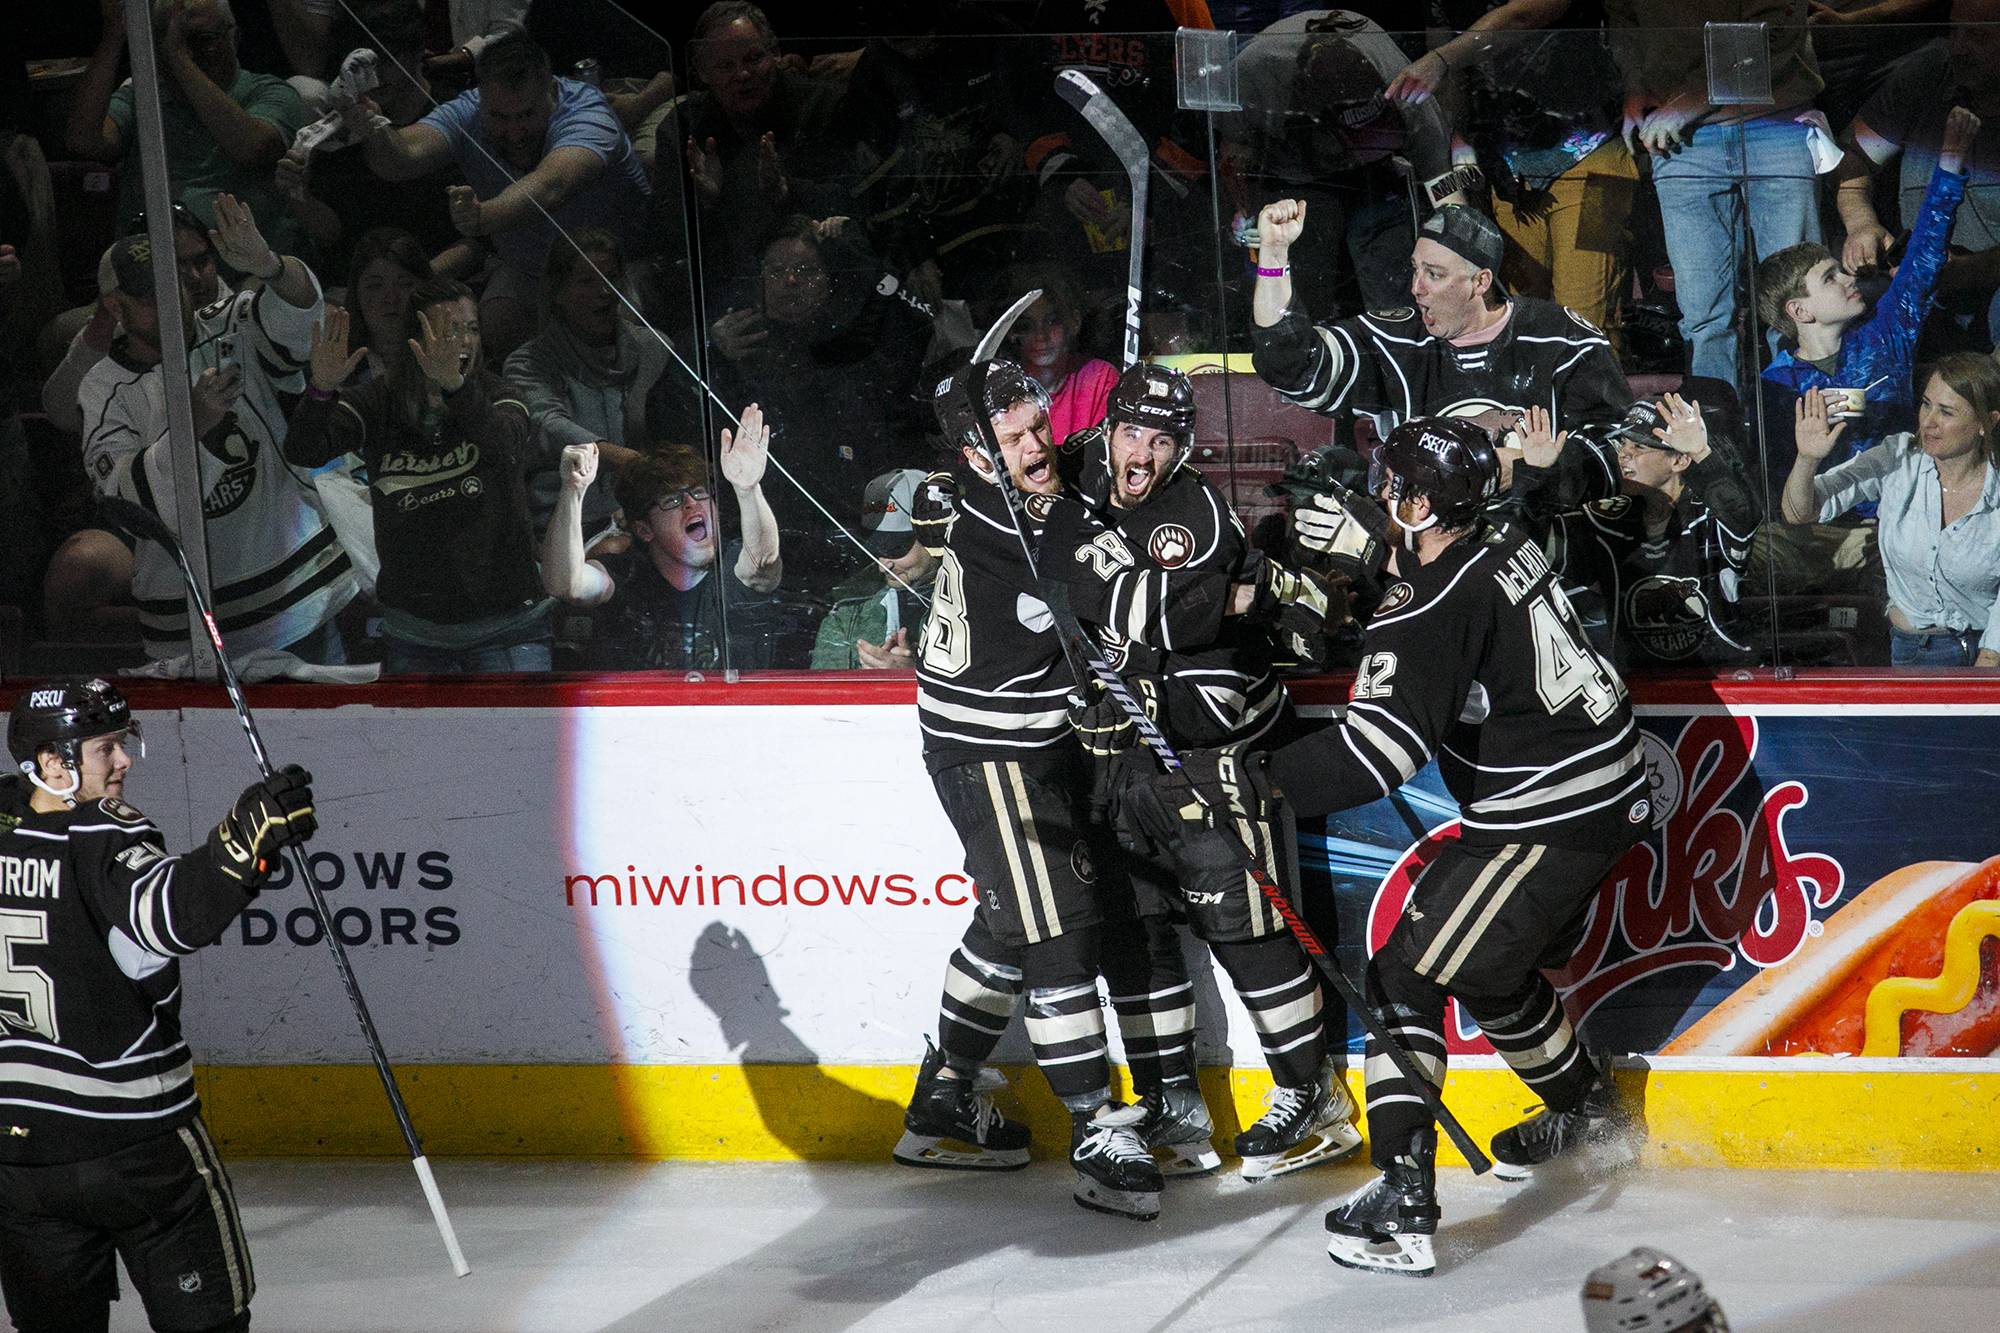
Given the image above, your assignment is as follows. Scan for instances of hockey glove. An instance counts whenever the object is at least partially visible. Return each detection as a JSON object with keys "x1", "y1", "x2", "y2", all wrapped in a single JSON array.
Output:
[
  {"x1": 1289, "y1": 480, "x2": 1391, "y2": 589},
  {"x1": 209, "y1": 765, "x2": 317, "y2": 884},
  {"x1": 1069, "y1": 688, "x2": 1136, "y2": 822},
  {"x1": 1240, "y1": 557, "x2": 1347, "y2": 668},
  {"x1": 912, "y1": 471, "x2": 960, "y2": 555}
]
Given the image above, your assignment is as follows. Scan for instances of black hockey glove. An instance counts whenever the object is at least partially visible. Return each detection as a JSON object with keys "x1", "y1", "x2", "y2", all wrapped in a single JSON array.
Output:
[
  {"x1": 912, "y1": 470, "x2": 959, "y2": 555},
  {"x1": 1108, "y1": 743, "x2": 1274, "y2": 857},
  {"x1": 209, "y1": 765, "x2": 317, "y2": 884},
  {"x1": 1239, "y1": 556, "x2": 1346, "y2": 669},
  {"x1": 1288, "y1": 480, "x2": 1391, "y2": 590},
  {"x1": 1069, "y1": 687, "x2": 1136, "y2": 822}
]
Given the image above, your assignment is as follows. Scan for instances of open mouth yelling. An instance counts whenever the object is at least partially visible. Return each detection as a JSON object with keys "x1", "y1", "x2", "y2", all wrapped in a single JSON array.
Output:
[
  {"x1": 1021, "y1": 453, "x2": 1054, "y2": 489},
  {"x1": 1122, "y1": 461, "x2": 1154, "y2": 500},
  {"x1": 684, "y1": 510, "x2": 712, "y2": 544}
]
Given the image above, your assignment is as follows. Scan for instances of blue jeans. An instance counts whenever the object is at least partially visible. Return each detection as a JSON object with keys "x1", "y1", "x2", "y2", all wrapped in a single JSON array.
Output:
[
  {"x1": 383, "y1": 632, "x2": 553, "y2": 675},
  {"x1": 1651, "y1": 117, "x2": 1822, "y2": 383},
  {"x1": 1889, "y1": 626, "x2": 1979, "y2": 667}
]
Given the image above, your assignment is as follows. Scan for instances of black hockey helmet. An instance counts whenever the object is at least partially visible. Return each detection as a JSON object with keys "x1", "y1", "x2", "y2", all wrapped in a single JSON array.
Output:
[
  {"x1": 1370, "y1": 415, "x2": 1500, "y2": 532},
  {"x1": 1105, "y1": 362, "x2": 1197, "y2": 466},
  {"x1": 931, "y1": 359, "x2": 1050, "y2": 459},
  {"x1": 8, "y1": 678, "x2": 140, "y2": 777}
]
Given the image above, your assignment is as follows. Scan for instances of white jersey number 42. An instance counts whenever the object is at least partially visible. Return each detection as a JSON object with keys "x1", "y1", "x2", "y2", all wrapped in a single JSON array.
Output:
[{"x1": 1528, "y1": 586, "x2": 1619, "y2": 723}]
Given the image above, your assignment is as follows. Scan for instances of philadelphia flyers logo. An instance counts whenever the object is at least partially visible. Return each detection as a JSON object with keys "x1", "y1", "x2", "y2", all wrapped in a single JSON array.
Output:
[{"x1": 1148, "y1": 523, "x2": 1195, "y2": 567}]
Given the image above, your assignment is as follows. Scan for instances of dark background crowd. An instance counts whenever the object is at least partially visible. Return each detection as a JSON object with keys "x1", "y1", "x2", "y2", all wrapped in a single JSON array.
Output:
[{"x1": 2, "y1": 0, "x2": 1997, "y2": 677}]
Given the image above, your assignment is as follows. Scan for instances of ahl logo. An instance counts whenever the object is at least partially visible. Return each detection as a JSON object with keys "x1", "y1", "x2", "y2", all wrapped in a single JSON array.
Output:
[
  {"x1": 178, "y1": 1271, "x2": 202, "y2": 1294},
  {"x1": 1148, "y1": 523, "x2": 1195, "y2": 567},
  {"x1": 1627, "y1": 799, "x2": 1651, "y2": 824}
]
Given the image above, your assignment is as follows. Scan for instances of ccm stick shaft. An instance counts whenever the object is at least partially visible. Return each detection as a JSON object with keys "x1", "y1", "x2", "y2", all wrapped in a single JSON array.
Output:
[
  {"x1": 100, "y1": 497, "x2": 472, "y2": 1276},
  {"x1": 958, "y1": 364, "x2": 1492, "y2": 1175},
  {"x1": 1056, "y1": 70, "x2": 1149, "y2": 370}
]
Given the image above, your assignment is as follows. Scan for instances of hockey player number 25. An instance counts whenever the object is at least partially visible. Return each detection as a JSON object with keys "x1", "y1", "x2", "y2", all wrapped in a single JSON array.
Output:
[
  {"x1": 0, "y1": 910, "x2": 60, "y2": 1042},
  {"x1": 920, "y1": 550, "x2": 972, "y2": 678},
  {"x1": 1528, "y1": 589, "x2": 1618, "y2": 723}
]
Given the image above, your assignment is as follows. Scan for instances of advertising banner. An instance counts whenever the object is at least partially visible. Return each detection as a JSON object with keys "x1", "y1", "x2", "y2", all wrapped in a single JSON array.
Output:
[{"x1": 115, "y1": 695, "x2": 1999, "y2": 1070}]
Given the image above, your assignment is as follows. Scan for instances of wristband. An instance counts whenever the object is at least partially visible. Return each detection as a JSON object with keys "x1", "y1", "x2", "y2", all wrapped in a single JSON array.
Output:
[
  {"x1": 1256, "y1": 264, "x2": 1291, "y2": 278},
  {"x1": 305, "y1": 385, "x2": 337, "y2": 401}
]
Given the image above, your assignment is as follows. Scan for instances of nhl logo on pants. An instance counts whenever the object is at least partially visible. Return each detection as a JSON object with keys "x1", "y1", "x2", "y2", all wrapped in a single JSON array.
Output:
[{"x1": 178, "y1": 1271, "x2": 202, "y2": 1294}]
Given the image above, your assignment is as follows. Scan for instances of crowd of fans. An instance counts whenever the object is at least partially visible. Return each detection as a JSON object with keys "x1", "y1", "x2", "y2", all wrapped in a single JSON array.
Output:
[{"x1": 1, "y1": 0, "x2": 1996, "y2": 676}]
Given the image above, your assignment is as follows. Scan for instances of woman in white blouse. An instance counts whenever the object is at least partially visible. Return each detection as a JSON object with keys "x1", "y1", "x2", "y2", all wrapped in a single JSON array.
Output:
[{"x1": 1785, "y1": 352, "x2": 2000, "y2": 667}]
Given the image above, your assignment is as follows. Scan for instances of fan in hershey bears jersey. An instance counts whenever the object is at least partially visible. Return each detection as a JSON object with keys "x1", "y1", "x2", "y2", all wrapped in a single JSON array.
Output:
[
  {"x1": 84, "y1": 193, "x2": 358, "y2": 664},
  {"x1": 895, "y1": 359, "x2": 1179, "y2": 1222},
  {"x1": 0, "y1": 679, "x2": 316, "y2": 1330},
  {"x1": 1120, "y1": 416, "x2": 1647, "y2": 1275},
  {"x1": 1512, "y1": 384, "x2": 1762, "y2": 670},
  {"x1": 1047, "y1": 363, "x2": 1363, "y2": 1183},
  {"x1": 1248, "y1": 198, "x2": 1631, "y2": 463}
]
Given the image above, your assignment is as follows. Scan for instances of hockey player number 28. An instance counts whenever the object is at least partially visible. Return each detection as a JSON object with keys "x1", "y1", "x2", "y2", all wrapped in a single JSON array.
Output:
[
  {"x1": 0, "y1": 910, "x2": 60, "y2": 1042},
  {"x1": 920, "y1": 550, "x2": 972, "y2": 678},
  {"x1": 1528, "y1": 589, "x2": 1618, "y2": 723}
]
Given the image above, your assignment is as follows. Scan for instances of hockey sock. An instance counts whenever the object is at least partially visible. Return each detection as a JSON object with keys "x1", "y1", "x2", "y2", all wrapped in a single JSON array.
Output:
[
  {"x1": 1100, "y1": 914, "x2": 1198, "y2": 1094},
  {"x1": 1211, "y1": 936, "x2": 1326, "y2": 1088},
  {"x1": 935, "y1": 918, "x2": 1024, "y2": 1076},
  {"x1": 1361, "y1": 950, "x2": 1450, "y2": 1171},
  {"x1": 1023, "y1": 927, "x2": 1112, "y2": 1105},
  {"x1": 1460, "y1": 976, "x2": 1594, "y2": 1112}
]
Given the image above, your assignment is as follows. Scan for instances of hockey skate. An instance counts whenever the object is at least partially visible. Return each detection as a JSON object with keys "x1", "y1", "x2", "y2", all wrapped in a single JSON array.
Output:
[
  {"x1": 1134, "y1": 1084, "x2": 1221, "y2": 1177},
  {"x1": 1489, "y1": 1057, "x2": 1627, "y2": 1182},
  {"x1": 893, "y1": 1041, "x2": 1031, "y2": 1171},
  {"x1": 1071, "y1": 1102, "x2": 1164, "y2": 1220},
  {"x1": 1236, "y1": 1060, "x2": 1364, "y2": 1183},
  {"x1": 1324, "y1": 1128, "x2": 1440, "y2": 1278}
]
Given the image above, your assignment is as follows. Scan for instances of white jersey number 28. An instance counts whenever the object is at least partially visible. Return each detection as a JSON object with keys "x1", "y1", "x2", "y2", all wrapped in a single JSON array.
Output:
[
  {"x1": 919, "y1": 550, "x2": 972, "y2": 678},
  {"x1": 1528, "y1": 587, "x2": 1619, "y2": 723}
]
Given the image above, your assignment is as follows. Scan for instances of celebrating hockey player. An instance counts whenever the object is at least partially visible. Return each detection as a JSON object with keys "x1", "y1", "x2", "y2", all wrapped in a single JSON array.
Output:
[
  {"x1": 1250, "y1": 198, "x2": 1631, "y2": 460},
  {"x1": 1119, "y1": 416, "x2": 1645, "y2": 1275},
  {"x1": 893, "y1": 356, "x2": 1179, "y2": 1221},
  {"x1": 0, "y1": 679, "x2": 317, "y2": 1330},
  {"x1": 1047, "y1": 363, "x2": 1364, "y2": 1183}
]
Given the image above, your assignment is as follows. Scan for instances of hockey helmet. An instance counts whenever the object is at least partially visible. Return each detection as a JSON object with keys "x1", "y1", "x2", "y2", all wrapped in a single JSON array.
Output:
[
  {"x1": 8, "y1": 678, "x2": 141, "y2": 787},
  {"x1": 1581, "y1": 1248, "x2": 1729, "y2": 1333},
  {"x1": 932, "y1": 359, "x2": 1050, "y2": 460},
  {"x1": 1370, "y1": 415, "x2": 1500, "y2": 533},
  {"x1": 1105, "y1": 362, "x2": 1197, "y2": 468}
]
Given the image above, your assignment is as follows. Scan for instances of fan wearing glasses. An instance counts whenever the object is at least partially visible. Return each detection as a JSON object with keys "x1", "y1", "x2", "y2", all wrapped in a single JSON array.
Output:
[{"x1": 541, "y1": 408, "x2": 784, "y2": 671}]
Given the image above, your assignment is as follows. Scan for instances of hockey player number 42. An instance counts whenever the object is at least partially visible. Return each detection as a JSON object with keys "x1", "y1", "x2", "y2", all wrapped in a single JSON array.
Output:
[
  {"x1": 1528, "y1": 589, "x2": 1619, "y2": 723},
  {"x1": 0, "y1": 910, "x2": 60, "y2": 1042}
]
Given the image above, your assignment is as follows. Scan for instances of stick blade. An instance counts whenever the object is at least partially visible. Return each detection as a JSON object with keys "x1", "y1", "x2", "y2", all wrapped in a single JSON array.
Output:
[{"x1": 97, "y1": 494, "x2": 179, "y2": 551}]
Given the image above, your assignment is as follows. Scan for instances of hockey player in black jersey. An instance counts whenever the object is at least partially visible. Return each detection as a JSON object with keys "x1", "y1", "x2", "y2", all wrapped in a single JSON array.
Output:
[
  {"x1": 0, "y1": 679, "x2": 316, "y2": 1331},
  {"x1": 1048, "y1": 363, "x2": 1363, "y2": 1183},
  {"x1": 893, "y1": 360, "x2": 1170, "y2": 1221},
  {"x1": 1249, "y1": 198, "x2": 1631, "y2": 451},
  {"x1": 1119, "y1": 417, "x2": 1646, "y2": 1275}
]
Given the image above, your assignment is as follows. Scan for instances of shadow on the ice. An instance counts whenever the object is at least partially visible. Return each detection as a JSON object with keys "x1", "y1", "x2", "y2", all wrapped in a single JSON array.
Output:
[
  {"x1": 1432, "y1": 1130, "x2": 1646, "y2": 1277},
  {"x1": 687, "y1": 922, "x2": 905, "y2": 1160},
  {"x1": 1738, "y1": 1234, "x2": 2000, "y2": 1331}
]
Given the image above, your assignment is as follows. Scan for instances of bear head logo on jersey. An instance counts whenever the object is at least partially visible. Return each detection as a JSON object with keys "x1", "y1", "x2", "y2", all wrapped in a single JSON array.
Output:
[{"x1": 1625, "y1": 576, "x2": 1710, "y2": 661}]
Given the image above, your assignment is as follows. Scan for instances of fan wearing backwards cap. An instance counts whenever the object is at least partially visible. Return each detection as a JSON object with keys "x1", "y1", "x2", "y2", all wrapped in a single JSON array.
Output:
[
  {"x1": 1512, "y1": 379, "x2": 1764, "y2": 670},
  {"x1": 810, "y1": 468, "x2": 937, "y2": 669},
  {"x1": 1249, "y1": 198, "x2": 1633, "y2": 474}
]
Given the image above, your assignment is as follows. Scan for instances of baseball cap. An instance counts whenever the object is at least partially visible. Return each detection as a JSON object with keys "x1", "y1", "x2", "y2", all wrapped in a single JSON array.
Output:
[
  {"x1": 1419, "y1": 205, "x2": 1508, "y2": 295},
  {"x1": 860, "y1": 468, "x2": 926, "y2": 557},
  {"x1": 110, "y1": 234, "x2": 160, "y2": 302},
  {"x1": 1610, "y1": 399, "x2": 1675, "y2": 449}
]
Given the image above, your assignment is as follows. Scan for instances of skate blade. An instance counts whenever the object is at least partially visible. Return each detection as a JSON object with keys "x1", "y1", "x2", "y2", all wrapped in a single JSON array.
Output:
[
  {"x1": 1154, "y1": 1141, "x2": 1222, "y2": 1177},
  {"x1": 892, "y1": 1131, "x2": 1029, "y2": 1172},
  {"x1": 1489, "y1": 1160, "x2": 1534, "y2": 1183},
  {"x1": 1073, "y1": 1174, "x2": 1161, "y2": 1221},
  {"x1": 1326, "y1": 1231, "x2": 1434, "y2": 1277},
  {"x1": 1239, "y1": 1121, "x2": 1365, "y2": 1183}
]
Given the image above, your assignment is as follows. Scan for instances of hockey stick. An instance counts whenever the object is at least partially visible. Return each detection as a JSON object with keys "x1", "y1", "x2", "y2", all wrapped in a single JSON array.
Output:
[
  {"x1": 958, "y1": 359, "x2": 1493, "y2": 1176},
  {"x1": 98, "y1": 496, "x2": 473, "y2": 1277},
  {"x1": 1056, "y1": 71, "x2": 1148, "y2": 370}
]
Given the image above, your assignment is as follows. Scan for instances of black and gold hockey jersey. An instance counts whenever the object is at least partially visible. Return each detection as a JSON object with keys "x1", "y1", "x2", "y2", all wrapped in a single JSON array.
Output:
[
  {"x1": 0, "y1": 777, "x2": 257, "y2": 1165},
  {"x1": 916, "y1": 462, "x2": 1076, "y2": 772},
  {"x1": 1050, "y1": 466, "x2": 1287, "y2": 748},
  {"x1": 1266, "y1": 521, "x2": 1647, "y2": 854},
  {"x1": 1251, "y1": 297, "x2": 1632, "y2": 437}
]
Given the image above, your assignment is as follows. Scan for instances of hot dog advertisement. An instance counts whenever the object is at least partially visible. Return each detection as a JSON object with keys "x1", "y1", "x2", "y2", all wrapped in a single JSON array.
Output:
[{"x1": 1315, "y1": 709, "x2": 2000, "y2": 1059}]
